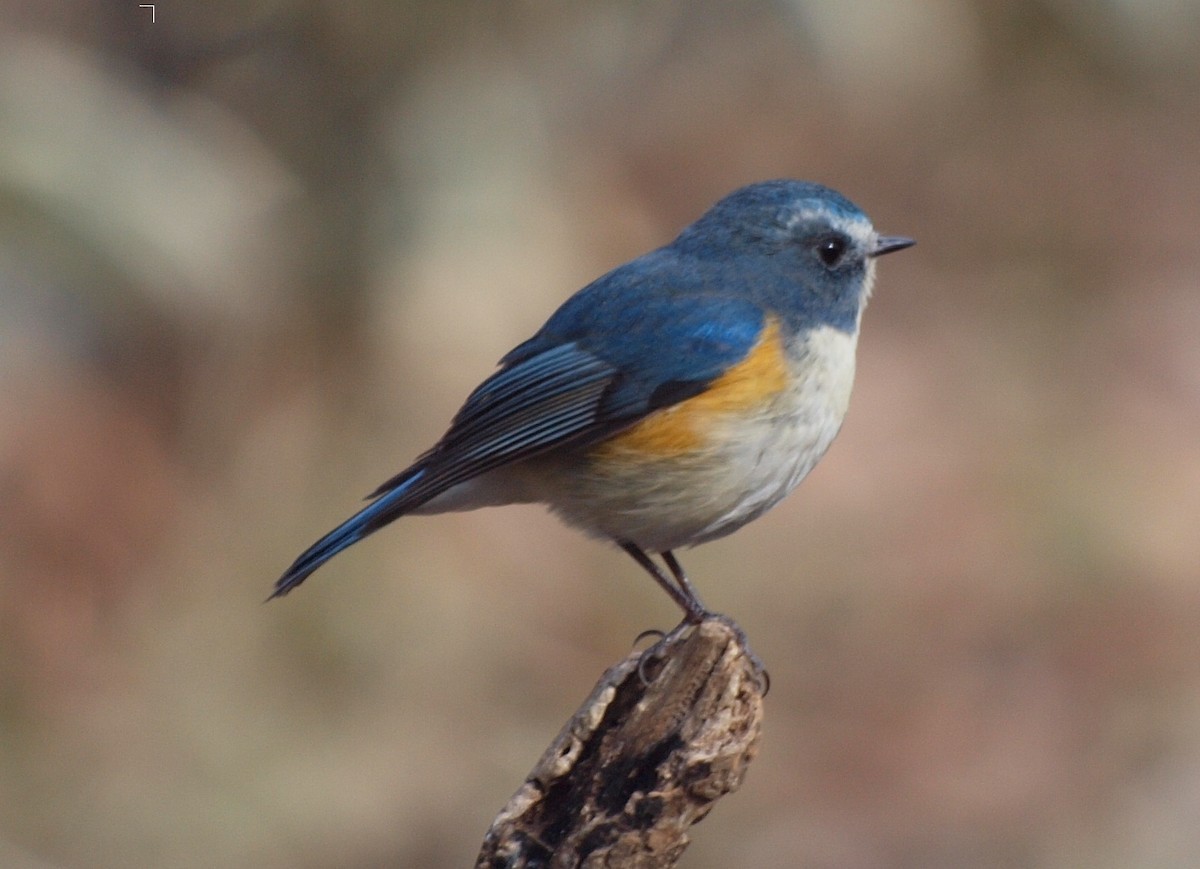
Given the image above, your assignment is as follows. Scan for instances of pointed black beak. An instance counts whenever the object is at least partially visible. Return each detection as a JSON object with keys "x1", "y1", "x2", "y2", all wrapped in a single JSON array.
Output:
[{"x1": 871, "y1": 236, "x2": 915, "y2": 257}]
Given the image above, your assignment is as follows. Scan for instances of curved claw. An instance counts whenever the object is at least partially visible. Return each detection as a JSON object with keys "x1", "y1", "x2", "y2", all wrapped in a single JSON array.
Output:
[
  {"x1": 632, "y1": 628, "x2": 666, "y2": 649},
  {"x1": 637, "y1": 646, "x2": 667, "y2": 687}
]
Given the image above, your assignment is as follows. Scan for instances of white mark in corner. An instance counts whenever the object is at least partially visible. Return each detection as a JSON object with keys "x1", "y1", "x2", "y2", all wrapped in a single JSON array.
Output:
[{"x1": 139, "y1": 4, "x2": 155, "y2": 23}]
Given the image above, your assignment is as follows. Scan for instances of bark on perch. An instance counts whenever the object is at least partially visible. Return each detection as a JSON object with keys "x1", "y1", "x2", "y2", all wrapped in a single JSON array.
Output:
[{"x1": 476, "y1": 614, "x2": 766, "y2": 868}]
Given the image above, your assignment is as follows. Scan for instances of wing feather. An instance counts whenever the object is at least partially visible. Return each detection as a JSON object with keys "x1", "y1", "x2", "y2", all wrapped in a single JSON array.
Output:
[{"x1": 368, "y1": 344, "x2": 621, "y2": 501}]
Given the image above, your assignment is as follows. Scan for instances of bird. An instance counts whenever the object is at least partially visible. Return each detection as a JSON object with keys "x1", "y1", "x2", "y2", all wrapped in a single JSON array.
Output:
[{"x1": 272, "y1": 179, "x2": 913, "y2": 621}]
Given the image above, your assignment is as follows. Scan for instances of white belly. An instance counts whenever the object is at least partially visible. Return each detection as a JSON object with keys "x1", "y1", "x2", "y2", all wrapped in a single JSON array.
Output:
[{"x1": 541, "y1": 325, "x2": 859, "y2": 552}]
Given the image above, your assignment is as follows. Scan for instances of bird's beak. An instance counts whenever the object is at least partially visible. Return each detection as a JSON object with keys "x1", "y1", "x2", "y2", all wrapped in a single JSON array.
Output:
[{"x1": 871, "y1": 236, "x2": 915, "y2": 257}]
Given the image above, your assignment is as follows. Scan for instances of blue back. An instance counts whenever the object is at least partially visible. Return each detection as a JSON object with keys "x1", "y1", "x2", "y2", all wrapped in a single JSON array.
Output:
[{"x1": 504, "y1": 180, "x2": 872, "y2": 407}]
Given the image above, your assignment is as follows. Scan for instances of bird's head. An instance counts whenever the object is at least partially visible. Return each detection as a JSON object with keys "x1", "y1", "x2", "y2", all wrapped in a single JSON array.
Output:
[{"x1": 674, "y1": 180, "x2": 913, "y2": 333}]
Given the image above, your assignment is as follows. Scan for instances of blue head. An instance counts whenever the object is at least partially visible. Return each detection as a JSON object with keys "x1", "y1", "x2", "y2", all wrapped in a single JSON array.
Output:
[{"x1": 672, "y1": 180, "x2": 913, "y2": 333}]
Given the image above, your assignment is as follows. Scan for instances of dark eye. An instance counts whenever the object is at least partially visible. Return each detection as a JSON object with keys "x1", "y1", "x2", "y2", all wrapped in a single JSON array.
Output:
[{"x1": 816, "y1": 235, "x2": 848, "y2": 268}]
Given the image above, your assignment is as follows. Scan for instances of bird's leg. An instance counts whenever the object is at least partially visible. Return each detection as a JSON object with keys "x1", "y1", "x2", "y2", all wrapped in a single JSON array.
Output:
[
  {"x1": 660, "y1": 551, "x2": 710, "y2": 620},
  {"x1": 620, "y1": 543, "x2": 708, "y2": 623}
]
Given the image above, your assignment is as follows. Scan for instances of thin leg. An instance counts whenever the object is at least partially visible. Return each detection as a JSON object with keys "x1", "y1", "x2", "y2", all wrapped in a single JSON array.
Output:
[
  {"x1": 661, "y1": 551, "x2": 709, "y2": 618},
  {"x1": 620, "y1": 542, "x2": 707, "y2": 623}
]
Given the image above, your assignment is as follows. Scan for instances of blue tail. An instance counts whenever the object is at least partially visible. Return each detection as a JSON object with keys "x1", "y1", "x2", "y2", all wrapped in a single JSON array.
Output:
[{"x1": 270, "y1": 470, "x2": 426, "y2": 599}]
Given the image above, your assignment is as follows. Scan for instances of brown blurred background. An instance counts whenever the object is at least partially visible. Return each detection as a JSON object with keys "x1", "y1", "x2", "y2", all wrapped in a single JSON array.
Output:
[{"x1": 2, "y1": 2, "x2": 1199, "y2": 867}]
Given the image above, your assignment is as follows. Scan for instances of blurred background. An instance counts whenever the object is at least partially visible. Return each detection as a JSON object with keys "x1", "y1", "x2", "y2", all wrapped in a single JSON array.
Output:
[{"x1": 2, "y1": 1, "x2": 1199, "y2": 867}]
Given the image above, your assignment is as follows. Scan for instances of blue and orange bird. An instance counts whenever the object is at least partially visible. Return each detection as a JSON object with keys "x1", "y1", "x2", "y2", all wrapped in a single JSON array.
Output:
[{"x1": 273, "y1": 180, "x2": 913, "y2": 620}]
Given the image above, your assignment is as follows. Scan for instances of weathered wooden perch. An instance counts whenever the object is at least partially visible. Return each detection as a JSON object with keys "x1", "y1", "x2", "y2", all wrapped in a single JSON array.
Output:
[{"x1": 475, "y1": 614, "x2": 766, "y2": 868}]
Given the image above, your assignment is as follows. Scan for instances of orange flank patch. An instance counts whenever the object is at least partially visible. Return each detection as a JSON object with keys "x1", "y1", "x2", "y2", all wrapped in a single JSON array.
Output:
[{"x1": 593, "y1": 318, "x2": 789, "y2": 459}]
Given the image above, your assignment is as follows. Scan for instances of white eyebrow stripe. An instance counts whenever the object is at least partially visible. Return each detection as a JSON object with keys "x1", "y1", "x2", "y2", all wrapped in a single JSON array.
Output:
[{"x1": 782, "y1": 208, "x2": 874, "y2": 244}]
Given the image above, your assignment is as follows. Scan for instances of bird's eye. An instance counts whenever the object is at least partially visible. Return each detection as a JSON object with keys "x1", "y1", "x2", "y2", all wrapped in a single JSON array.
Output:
[{"x1": 816, "y1": 235, "x2": 848, "y2": 268}]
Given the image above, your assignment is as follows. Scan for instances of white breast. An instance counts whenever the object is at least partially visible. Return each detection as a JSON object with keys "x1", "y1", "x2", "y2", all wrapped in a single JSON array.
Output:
[
  {"x1": 538, "y1": 324, "x2": 861, "y2": 552},
  {"x1": 687, "y1": 324, "x2": 858, "y2": 540}
]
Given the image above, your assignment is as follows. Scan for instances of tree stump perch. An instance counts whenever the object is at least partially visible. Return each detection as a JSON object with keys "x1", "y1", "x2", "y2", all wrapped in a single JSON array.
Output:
[{"x1": 476, "y1": 614, "x2": 766, "y2": 868}]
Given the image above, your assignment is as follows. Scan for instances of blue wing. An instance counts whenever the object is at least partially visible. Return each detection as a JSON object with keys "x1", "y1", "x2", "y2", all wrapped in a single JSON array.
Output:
[
  {"x1": 503, "y1": 257, "x2": 768, "y2": 417},
  {"x1": 271, "y1": 343, "x2": 617, "y2": 598},
  {"x1": 272, "y1": 261, "x2": 767, "y2": 598}
]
